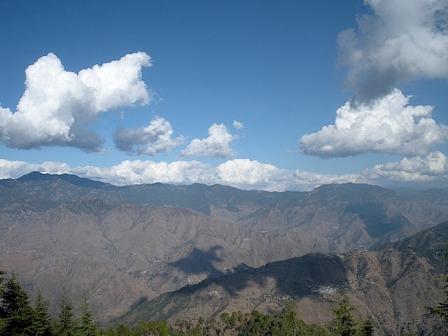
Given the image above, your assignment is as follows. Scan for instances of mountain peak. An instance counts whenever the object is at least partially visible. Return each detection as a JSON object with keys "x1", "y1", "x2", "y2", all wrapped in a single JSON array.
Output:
[
  {"x1": 18, "y1": 171, "x2": 108, "y2": 189},
  {"x1": 18, "y1": 171, "x2": 55, "y2": 181}
]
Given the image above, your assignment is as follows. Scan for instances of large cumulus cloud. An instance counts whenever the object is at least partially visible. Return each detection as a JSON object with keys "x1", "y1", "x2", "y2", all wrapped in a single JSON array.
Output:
[
  {"x1": 339, "y1": 0, "x2": 448, "y2": 101},
  {"x1": 0, "y1": 52, "x2": 151, "y2": 150},
  {"x1": 365, "y1": 151, "x2": 448, "y2": 182},
  {"x1": 300, "y1": 90, "x2": 448, "y2": 157}
]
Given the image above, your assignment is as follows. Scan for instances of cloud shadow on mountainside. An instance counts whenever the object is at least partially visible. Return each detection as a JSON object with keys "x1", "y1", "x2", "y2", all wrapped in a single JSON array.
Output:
[
  {"x1": 174, "y1": 252, "x2": 348, "y2": 298},
  {"x1": 168, "y1": 245, "x2": 225, "y2": 278}
]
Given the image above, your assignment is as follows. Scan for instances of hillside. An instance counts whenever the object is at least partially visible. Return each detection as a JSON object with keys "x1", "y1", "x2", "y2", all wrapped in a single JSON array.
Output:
[
  {"x1": 1, "y1": 172, "x2": 448, "y2": 322},
  {"x1": 117, "y1": 222, "x2": 448, "y2": 335}
]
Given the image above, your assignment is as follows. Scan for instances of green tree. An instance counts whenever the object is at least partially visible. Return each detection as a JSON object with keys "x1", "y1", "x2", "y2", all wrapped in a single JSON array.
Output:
[
  {"x1": 0, "y1": 274, "x2": 35, "y2": 336},
  {"x1": 77, "y1": 301, "x2": 98, "y2": 336},
  {"x1": 240, "y1": 310, "x2": 270, "y2": 335},
  {"x1": 115, "y1": 324, "x2": 131, "y2": 336},
  {"x1": 54, "y1": 300, "x2": 77, "y2": 336},
  {"x1": 273, "y1": 304, "x2": 304, "y2": 336},
  {"x1": 329, "y1": 294, "x2": 357, "y2": 336},
  {"x1": 103, "y1": 324, "x2": 131, "y2": 336},
  {"x1": 133, "y1": 321, "x2": 170, "y2": 336},
  {"x1": 358, "y1": 318, "x2": 374, "y2": 336},
  {"x1": 32, "y1": 293, "x2": 53, "y2": 336}
]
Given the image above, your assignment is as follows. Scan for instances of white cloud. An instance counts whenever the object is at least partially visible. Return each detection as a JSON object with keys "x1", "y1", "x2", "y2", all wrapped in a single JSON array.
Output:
[
  {"x1": 216, "y1": 159, "x2": 283, "y2": 190},
  {"x1": 339, "y1": 0, "x2": 448, "y2": 100},
  {"x1": 74, "y1": 160, "x2": 215, "y2": 186},
  {"x1": 3, "y1": 154, "x2": 447, "y2": 191},
  {"x1": 233, "y1": 120, "x2": 244, "y2": 129},
  {"x1": 300, "y1": 89, "x2": 448, "y2": 157},
  {"x1": 216, "y1": 159, "x2": 364, "y2": 191},
  {"x1": 292, "y1": 170, "x2": 366, "y2": 191},
  {"x1": 0, "y1": 157, "x2": 364, "y2": 191},
  {"x1": 366, "y1": 151, "x2": 448, "y2": 182},
  {"x1": 0, "y1": 52, "x2": 151, "y2": 151},
  {"x1": 114, "y1": 116, "x2": 183, "y2": 155},
  {"x1": 181, "y1": 123, "x2": 234, "y2": 158},
  {"x1": 0, "y1": 159, "x2": 69, "y2": 179}
]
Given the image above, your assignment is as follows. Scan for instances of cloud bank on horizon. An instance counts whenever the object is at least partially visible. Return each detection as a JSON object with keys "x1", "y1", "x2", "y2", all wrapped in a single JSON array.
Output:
[{"x1": 0, "y1": 152, "x2": 446, "y2": 191}]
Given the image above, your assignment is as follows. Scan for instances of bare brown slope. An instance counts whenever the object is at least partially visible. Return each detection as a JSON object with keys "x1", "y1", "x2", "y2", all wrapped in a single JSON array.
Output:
[
  {"x1": 117, "y1": 222, "x2": 448, "y2": 335},
  {"x1": 0, "y1": 200, "x2": 353, "y2": 321},
  {"x1": 2, "y1": 174, "x2": 448, "y2": 324}
]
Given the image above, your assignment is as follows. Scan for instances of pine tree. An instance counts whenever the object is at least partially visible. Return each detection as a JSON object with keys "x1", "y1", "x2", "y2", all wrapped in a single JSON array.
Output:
[
  {"x1": 358, "y1": 317, "x2": 374, "y2": 336},
  {"x1": 54, "y1": 299, "x2": 77, "y2": 336},
  {"x1": 0, "y1": 274, "x2": 35, "y2": 336},
  {"x1": 275, "y1": 304, "x2": 303, "y2": 336},
  {"x1": 329, "y1": 294, "x2": 357, "y2": 336},
  {"x1": 115, "y1": 324, "x2": 131, "y2": 336},
  {"x1": 32, "y1": 293, "x2": 53, "y2": 336},
  {"x1": 77, "y1": 301, "x2": 98, "y2": 336}
]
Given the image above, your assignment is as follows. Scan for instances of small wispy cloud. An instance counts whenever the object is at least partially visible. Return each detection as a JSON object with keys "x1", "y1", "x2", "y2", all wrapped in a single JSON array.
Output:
[{"x1": 232, "y1": 120, "x2": 244, "y2": 129}]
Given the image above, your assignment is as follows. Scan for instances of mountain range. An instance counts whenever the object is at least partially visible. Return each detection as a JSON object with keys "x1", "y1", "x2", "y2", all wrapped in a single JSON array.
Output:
[{"x1": 0, "y1": 172, "x2": 447, "y2": 332}]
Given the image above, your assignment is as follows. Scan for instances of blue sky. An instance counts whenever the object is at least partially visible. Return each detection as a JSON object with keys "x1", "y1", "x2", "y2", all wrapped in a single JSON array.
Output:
[{"x1": 0, "y1": 0, "x2": 447, "y2": 190}]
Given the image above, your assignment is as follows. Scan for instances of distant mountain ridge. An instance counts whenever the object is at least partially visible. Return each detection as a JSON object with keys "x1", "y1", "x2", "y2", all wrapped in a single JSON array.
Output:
[
  {"x1": 18, "y1": 171, "x2": 110, "y2": 189},
  {"x1": 2, "y1": 171, "x2": 301, "y2": 215}
]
